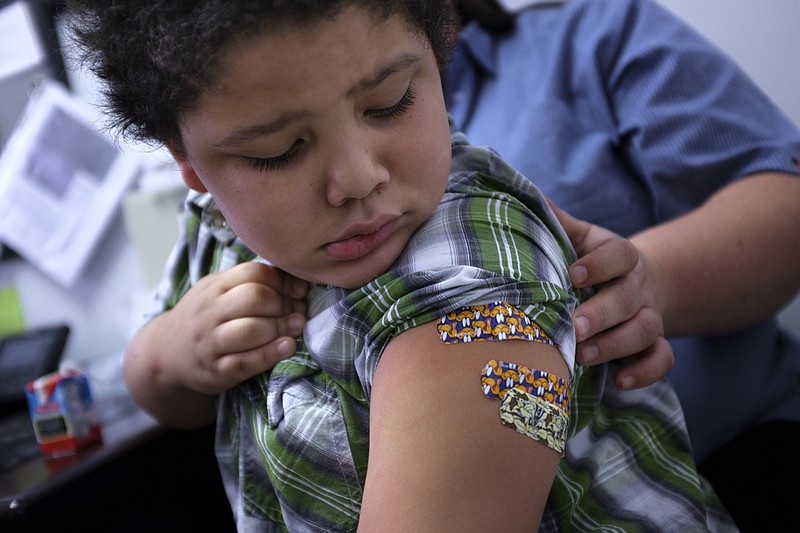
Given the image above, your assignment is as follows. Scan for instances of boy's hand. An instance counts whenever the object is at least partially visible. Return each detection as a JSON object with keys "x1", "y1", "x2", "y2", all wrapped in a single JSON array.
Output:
[
  {"x1": 154, "y1": 262, "x2": 308, "y2": 395},
  {"x1": 548, "y1": 201, "x2": 674, "y2": 390}
]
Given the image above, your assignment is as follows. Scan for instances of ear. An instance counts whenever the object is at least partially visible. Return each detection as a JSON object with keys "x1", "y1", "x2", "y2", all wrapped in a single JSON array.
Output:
[{"x1": 168, "y1": 147, "x2": 208, "y2": 193}]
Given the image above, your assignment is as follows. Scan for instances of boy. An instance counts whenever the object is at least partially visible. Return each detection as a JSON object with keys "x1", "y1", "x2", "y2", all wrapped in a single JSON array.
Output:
[{"x1": 68, "y1": 1, "x2": 733, "y2": 530}]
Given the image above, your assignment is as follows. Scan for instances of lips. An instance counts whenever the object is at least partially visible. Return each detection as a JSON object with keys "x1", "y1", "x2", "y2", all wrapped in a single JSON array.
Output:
[{"x1": 324, "y1": 215, "x2": 401, "y2": 261}]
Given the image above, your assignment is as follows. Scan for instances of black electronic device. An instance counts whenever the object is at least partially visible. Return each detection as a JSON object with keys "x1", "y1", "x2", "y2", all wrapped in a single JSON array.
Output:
[{"x1": 0, "y1": 324, "x2": 69, "y2": 406}]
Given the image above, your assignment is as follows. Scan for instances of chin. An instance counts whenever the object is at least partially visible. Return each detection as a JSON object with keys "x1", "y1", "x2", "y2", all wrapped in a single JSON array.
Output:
[{"x1": 328, "y1": 255, "x2": 401, "y2": 290}]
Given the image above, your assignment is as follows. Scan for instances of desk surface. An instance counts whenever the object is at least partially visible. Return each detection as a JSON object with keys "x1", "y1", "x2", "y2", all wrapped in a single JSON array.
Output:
[
  {"x1": 0, "y1": 390, "x2": 235, "y2": 533},
  {"x1": 0, "y1": 393, "x2": 163, "y2": 513}
]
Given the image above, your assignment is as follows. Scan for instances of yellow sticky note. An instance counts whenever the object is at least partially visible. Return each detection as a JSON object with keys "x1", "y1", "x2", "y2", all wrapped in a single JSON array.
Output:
[{"x1": 0, "y1": 286, "x2": 25, "y2": 337}]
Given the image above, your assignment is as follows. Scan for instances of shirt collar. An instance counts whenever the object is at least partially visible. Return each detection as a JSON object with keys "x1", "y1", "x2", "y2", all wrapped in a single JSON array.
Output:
[
  {"x1": 496, "y1": 0, "x2": 565, "y2": 14},
  {"x1": 459, "y1": 0, "x2": 567, "y2": 76},
  {"x1": 189, "y1": 190, "x2": 238, "y2": 245},
  {"x1": 457, "y1": 20, "x2": 499, "y2": 78}
]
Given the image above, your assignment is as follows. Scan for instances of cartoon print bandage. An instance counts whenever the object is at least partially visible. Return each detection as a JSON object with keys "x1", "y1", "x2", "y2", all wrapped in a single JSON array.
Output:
[{"x1": 437, "y1": 302, "x2": 570, "y2": 454}]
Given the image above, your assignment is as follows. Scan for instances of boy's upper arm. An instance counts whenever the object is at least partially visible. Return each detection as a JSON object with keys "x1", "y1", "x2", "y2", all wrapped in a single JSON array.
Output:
[{"x1": 359, "y1": 319, "x2": 569, "y2": 532}]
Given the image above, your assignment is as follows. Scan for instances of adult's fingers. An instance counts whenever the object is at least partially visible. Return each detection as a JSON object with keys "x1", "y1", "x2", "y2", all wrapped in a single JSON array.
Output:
[
  {"x1": 610, "y1": 337, "x2": 675, "y2": 390},
  {"x1": 576, "y1": 307, "x2": 663, "y2": 365},
  {"x1": 548, "y1": 200, "x2": 639, "y2": 289},
  {"x1": 548, "y1": 199, "x2": 591, "y2": 248},
  {"x1": 569, "y1": 237, "x2": 639, "y2": 290},
  {"x1": 573, "y1": 270, "x2": 651, "y2": 343}
]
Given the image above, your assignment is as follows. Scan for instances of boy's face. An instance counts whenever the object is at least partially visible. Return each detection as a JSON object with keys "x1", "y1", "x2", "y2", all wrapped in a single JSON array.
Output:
[{"x1": 173, "y1": 6, "x2": 452, "y2": 288}]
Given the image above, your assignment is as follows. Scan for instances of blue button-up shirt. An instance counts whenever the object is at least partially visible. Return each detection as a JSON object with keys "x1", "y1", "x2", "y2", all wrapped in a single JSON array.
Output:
[{"x1": 447, "y1": 0, "x2": 800, "y2": 462}]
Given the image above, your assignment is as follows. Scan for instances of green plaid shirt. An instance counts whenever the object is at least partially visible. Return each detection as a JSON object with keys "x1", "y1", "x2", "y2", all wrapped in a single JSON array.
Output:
[{"x1": 150, "y1": 128, "x2": 735, "y2": 532}]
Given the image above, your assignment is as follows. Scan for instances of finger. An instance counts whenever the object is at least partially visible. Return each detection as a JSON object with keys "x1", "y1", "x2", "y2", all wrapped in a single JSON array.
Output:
[
  {"x1": 570, "y1": 237, "x2": 638, "y2": 289},
  {"x1": 213, "y1": 315, "x2": 305, "y2": 355},
  {"x1": 547, "y1": 200, "x2": 639, "y2": 289},
  {"x1": 611, "y1": 337, "x2": 675, "y2": 390},
  {"x1": 220, "y1": 281, "x2": 307, "y2": 321},
  {"x1": 216, "y1": 262, "x2": 310, "y2": 299},
  {"x1": 573, "y1": 277, "x2": 647, "y2": 342},
  {"x1": 576, "y1": 307, "x2": 663, "y2": 364},
  {"x1": 547, "y1": 199, "x2": 592, "y2": 247},
  {"x1": 249, "y1": 262, "x2": 310, "y2": 299},
  {"x1": 277, "y1": 312, "x2": 306, "y2": 337},
  {"x1": 214, "y1": 336, "x2": 298, "y2": 383}
]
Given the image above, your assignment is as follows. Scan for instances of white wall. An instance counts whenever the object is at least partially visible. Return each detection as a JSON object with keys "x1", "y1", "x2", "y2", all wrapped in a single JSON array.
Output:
[
  {"x1": 658, "y1": 0, "x2": 800, "y2": 127},
  {"x1": 657, "y1": 0, "x2": 800, "y2": 334}
]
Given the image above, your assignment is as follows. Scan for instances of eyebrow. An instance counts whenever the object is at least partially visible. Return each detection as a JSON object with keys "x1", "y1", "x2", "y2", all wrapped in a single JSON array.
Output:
[
  {"x1": 348, "y1": 52, "x2": 423, "y2": 97},
  {"x1": 213, "y1": 113, "x2": 304, "y2": 149},
  {"x1": 213, "y1": 52, "x2": 424, "y2": 149}
]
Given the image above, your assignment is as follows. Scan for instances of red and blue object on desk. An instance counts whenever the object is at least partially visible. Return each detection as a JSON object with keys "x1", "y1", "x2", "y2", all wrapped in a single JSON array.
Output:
[{"x1": 25, "y1": 368, "x2": 102, "y2": 458}]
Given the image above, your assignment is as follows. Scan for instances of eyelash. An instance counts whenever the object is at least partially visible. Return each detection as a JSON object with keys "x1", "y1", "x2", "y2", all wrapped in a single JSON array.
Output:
[
  {"x1": 244, "y1": 86, "x2": 416, "y2": 173},
  {"x1": 245, "y1": 142, "x2": 300, "y2": 173},
  {"x1": 368, "y1": 86, "x2": 417, "y2": 119}
]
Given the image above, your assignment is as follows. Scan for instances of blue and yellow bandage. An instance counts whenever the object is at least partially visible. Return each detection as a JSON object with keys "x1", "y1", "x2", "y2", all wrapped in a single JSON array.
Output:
[
  {"x1": 437, "y1": 302, "x2": 570, "y2": 454},
  {"x1": 437, "y1": 302, "x2": 554, "y2": 345}
]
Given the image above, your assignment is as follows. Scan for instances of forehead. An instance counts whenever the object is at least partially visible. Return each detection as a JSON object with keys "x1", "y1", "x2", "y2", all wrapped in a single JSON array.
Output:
[
  {"x1": 209, "y1": 5, "x2": 420, "y2": 90},
  {"x1": 207, "y1": 7, "x2": 426, "y2": 103}
]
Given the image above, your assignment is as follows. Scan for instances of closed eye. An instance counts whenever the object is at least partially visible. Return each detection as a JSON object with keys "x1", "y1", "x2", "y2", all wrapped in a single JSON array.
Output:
[
  {"x1": 367, "y1": 86, "x2": 416, "y2": 119},
  {"x1": 244, "y1": 140, "x2": 303, "y2": 172}
]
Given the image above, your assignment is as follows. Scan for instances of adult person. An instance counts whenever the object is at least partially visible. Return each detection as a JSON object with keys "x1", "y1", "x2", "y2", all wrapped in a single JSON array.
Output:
[{"x1": 450, "y1": 0, "x2": 800, "y2": 529}]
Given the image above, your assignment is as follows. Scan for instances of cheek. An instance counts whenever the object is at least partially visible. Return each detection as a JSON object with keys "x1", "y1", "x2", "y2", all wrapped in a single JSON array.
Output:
[
  {"x1": 210, "y1": 183, "x2": 305, "y2": 262},
  {"x1": 400, "y1": 116, "x2": 451, "y2": 190}
]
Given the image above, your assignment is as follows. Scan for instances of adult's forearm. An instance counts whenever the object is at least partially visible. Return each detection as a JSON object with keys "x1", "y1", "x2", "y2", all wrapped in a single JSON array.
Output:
[{"x1": 632, "y1": 172, "x2": 800, "y2": 337}]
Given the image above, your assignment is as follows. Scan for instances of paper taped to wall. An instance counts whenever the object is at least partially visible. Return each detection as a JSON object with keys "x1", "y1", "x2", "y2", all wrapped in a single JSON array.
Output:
[{"x1": 0, "y1": 81, "x2": 140, "y2": 287}]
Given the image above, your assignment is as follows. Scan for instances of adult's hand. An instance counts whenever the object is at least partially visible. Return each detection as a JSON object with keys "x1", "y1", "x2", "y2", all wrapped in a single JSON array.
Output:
[{"x1": 549, "y1": 201, "x2": 674, "y2": 390}]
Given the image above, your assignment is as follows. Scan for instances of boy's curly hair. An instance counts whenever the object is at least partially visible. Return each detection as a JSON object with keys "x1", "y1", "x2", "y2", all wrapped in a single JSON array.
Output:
[{"x1": 66, "y1": 0, "x2": 458, "y2": 154}]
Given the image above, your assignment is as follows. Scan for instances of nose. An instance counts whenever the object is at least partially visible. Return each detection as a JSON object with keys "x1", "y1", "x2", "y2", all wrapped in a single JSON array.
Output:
[{"x1": 325, "y1": 132, "x2": 389, "y2": 206}]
